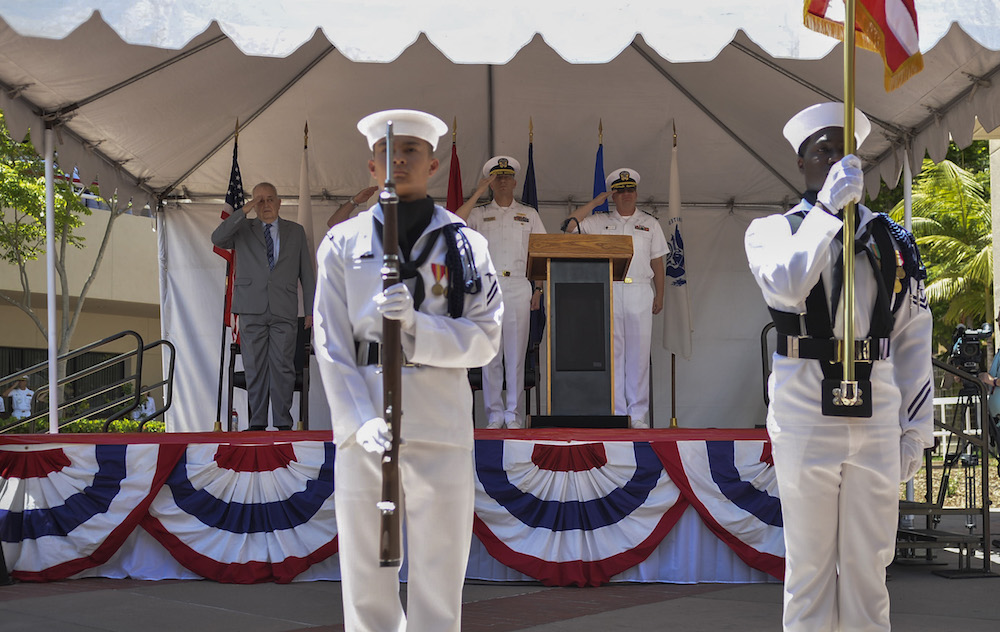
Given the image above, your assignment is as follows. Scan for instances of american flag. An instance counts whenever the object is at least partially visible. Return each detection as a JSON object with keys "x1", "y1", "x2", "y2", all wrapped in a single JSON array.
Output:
[
  {"x1": 804, "y1": 0, "x2": 923, "y2": 91},
  {"x1": 215, "y1": 141, "x2": 244, "y2": 329}
]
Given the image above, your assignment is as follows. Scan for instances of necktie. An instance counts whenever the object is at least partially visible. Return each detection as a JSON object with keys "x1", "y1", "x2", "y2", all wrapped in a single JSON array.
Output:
[{"x1": 264, "y1": 223, "x2": 275, "y2": 270}]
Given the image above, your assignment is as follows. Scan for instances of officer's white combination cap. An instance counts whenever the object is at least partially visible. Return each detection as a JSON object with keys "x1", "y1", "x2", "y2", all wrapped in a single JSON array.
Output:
[
  {"x1": 782, "y1": 102, "x2": 872, "y2": 154},
  {"x1": 482, "y1": 155, "x2": 520, "y2": 177},
  {"x1": 605, "y1": 168, "x2": 640, "y2": 191},
  {"x1": 357, "y1": 109, "x2": 449, "y2": 151}
]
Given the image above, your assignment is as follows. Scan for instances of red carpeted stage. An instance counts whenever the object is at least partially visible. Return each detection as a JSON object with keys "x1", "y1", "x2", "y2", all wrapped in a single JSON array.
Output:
[{"x1": 0, "y1": 429, "x2": 783, "y2": 586}]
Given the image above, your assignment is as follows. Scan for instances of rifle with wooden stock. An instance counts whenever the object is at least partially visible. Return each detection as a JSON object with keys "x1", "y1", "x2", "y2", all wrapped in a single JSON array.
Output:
[{"x1": 377, "y1": 121, "x2": 403, "y2": 567}]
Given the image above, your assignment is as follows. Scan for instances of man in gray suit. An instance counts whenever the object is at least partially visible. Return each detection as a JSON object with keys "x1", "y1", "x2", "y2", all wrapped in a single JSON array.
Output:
[{"x1": 212, "y1": 182, "x2": 316, "y2": 430}]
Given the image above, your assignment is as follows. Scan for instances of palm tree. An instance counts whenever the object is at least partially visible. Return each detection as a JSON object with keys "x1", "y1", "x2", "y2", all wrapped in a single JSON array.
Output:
[{"x1": 889, "y1": 158, "x2": 992, "y2": 333}]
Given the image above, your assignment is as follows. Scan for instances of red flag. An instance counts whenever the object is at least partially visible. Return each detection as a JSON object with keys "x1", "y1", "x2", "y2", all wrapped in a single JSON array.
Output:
[
  {"x1": 804, "y1": 0, "x2": 923, "y2": 91},
  {"x1": 216, "y1": 141, "x2": 244, "y2": 331},
  {"x1": 446, "y1": 141, "x2": 463, "y2": 212}
]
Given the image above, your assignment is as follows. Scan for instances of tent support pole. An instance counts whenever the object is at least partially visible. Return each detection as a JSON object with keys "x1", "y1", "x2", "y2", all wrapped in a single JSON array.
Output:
[{"x1": 44, "y1": 126, "x2": 59, "y2": 433}]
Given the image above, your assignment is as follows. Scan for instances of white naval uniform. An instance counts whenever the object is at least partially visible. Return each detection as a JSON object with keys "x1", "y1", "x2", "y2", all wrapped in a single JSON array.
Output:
[
  {"x1": 314, "y1": 203, "x2": 502, "y2": 632},
  {"x1": 578, "y1": 209, "x2": 668, "y2": 425},
  {"x1": 10, "y1": 387, "x2": 33, "y2": 420},
  {"x1": 745, "y1": 201, "x2": 933, "y2": 632},
  {"x1": 467, "y1": 199, "x2": 546, "y2": 427},
  {"x1": 131, "y1": 395, "x2": 156, "y2": 421}
]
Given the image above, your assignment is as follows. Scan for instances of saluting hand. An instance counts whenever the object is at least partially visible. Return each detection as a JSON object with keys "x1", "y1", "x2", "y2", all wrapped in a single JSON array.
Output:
[
  {"x1": 354, "y1": 186, "x2": 379, "y2": 207},
  {"x1": 242, "y1": 197, "x2": 259, "y2": 218}
]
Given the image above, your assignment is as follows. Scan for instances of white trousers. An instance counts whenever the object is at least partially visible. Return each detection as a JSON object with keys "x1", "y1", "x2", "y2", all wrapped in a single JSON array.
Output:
[
  {"x1": 612, "y1": 281, "x2": 653, "y2": 424},
  {"x1": 482, "y1": 277, "x2": 531, "y2": 426},
  {"x1": 335, "y1": 439, "x2": 474, "y2": 632},
  {"x1": 769, "y1": 415, "x2": 901, "y2": 632}
]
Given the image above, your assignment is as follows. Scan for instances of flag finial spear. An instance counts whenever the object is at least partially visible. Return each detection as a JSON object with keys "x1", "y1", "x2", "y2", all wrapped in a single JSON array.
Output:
[
  {"x1": 452, "y1": 116, "x2": 457, "y2": 143},
  {"x1": 529, "y1": 117, "x2": 534, "y2": 143},
  {"x1": 672, "y1": 120, "x2": 677, "y2": 148},
  {"x1": 598, "y1": 119, "x2": 603, "y2": 145},
  {"x1": 304, "y1": 121, "x2": 309, "y2": 149},
  {"x1": 235, "y1": 119, "x2": 239, "y2": 142}
]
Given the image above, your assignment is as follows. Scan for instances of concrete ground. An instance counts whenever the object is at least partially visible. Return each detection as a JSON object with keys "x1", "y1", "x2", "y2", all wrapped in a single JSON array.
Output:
[{"x1": 1, "y1": 513, "x2": 998, "y2": 631}]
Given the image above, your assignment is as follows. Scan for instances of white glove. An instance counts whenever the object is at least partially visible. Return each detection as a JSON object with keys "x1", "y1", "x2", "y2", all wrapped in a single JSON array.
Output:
[
  {"x1": 356, "y1": 417, "x2": 392, "y2": 454},
  {"x1": 817, "y1": 154, "x2": 864, "y2": 213},
  {"x1": 374, "y1": 283, "x2": 416, "y2": 332},
  {"x1": 899, "y1": 432, "x2": 925, "y2": 482}
]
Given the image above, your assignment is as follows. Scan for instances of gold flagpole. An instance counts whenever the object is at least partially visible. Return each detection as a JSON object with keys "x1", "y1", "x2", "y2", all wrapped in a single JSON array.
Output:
[
  {"x1": 452, "y1": 116, "x2": 457, "y2": 144},
  {"x1": 839, "y1": 0, "x2": 860, "y2": 406},
  {"x1": 304, "y1": 121, "x2": 308, "y2": 149}
]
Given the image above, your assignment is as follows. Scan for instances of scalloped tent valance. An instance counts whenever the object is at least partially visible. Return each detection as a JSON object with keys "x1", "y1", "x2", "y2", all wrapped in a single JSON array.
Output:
[{"x1": 0, "y1": 0, "x2": 998, "y2": 213}]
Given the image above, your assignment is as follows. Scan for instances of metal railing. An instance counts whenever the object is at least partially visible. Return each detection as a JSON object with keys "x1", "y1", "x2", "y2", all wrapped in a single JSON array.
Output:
[{"x1": 0, "y1": 331, "x2": 174, "y2": 433}]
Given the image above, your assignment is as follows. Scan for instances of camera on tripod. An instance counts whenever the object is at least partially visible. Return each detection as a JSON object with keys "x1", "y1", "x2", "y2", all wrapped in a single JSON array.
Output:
[{"x1": 948, "y1": 323, "x2": 992, "y2": 374}]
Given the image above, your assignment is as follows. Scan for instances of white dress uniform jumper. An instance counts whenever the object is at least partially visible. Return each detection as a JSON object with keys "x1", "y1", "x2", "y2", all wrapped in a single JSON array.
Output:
[
  {"x1": 745, "y1": 200, "x2": 933, "y2": 632},
  {"x1": 467, "y1": 198, "x2": 546, "y2": 428},
  {"x1": 314, "y1": 201, "x2": 502, "y2": 632}
]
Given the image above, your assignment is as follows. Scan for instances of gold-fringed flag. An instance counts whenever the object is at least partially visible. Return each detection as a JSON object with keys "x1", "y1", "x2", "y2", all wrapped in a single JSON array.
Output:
[
  {"x1": 446, "y1": 117, "x2": 463, "y2": 212},
  {"x1": 662, "y1": 128, "x2": 692, "y2": 359},
  {"x1": 804, "y1": 0, "x2": 923, "y2": 91}
]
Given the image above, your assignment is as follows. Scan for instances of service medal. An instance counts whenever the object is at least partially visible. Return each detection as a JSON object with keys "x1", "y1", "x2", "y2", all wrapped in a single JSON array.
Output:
[
  {"x1": 894, "y1": 250, "x2": 905, "y2": 292},
  {"x1": 431, "y1": 263, "x2": 447, "y2": 296}
]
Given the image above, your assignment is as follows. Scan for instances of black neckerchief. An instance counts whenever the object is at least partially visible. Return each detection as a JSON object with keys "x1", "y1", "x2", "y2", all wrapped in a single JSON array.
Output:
[
  {"x1": 374, "y1": 196, "x2": 441, "y2": 310},
  {"x1": 396, "y1": 196, "x2": 435, "y2": 261}
]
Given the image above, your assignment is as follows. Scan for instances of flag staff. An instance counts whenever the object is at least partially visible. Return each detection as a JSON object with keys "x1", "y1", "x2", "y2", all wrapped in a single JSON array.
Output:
[
  {"x1": 304, "y1": 121, "x2": 308, "y2": 149},
  {"x1": 214, "y1": 120, "x2": 240, "y2": 431},
  {"x1": 670, "y1": 119, "x2": 679, "y2": 429},
  {"x1": 837, "y1": 0, "x2": 861, "y2": 407}
]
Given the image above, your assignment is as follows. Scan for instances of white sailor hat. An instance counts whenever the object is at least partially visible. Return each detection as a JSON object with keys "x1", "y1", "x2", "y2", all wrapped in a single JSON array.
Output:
[
  {"x1": 606, "y1": 168, "x2": 640, "y2": 191},
  {"x1": 356, "y1": 109, "x2": 449, "y2": 151},
  {"x1": 782, "y1": 102, "x2": 872, "y2": 155},
  {"x1": 482, "y1": 155, "x2": 520, "y2": 177}
]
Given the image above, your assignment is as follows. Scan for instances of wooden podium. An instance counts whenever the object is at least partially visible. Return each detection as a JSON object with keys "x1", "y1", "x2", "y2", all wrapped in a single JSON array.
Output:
[{"x1": 526, "y1": 234, "x2": 632, "y2": 425}]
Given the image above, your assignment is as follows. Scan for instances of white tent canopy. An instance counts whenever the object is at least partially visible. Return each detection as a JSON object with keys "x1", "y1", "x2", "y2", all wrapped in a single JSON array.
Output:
[
  {"x1": 1, "y1": 1, "x2": 999, "y2": 431},
  {"x1": 1, "y1": 1, "x2": 999, "y2": 210}
]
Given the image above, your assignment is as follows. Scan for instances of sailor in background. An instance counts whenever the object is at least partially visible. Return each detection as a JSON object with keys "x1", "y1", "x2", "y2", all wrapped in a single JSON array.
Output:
[
  {"x1": 744, "y1": 102, "x2": 933, "y2": 632},
  {"x1": 562, "y1": 169, "x2": 668, "y2": 428},
  {"x1": 457, "y1": 156, "x2": 546, "y2": 428}
]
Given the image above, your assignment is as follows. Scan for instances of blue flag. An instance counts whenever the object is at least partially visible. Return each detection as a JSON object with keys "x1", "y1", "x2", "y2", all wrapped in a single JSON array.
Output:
[
  {"x1": 520, "y1": 142, "x2": 538, "y2": 210},
  {"x1": 593, "y1": 143, "x2": 608, "y2": 213}
]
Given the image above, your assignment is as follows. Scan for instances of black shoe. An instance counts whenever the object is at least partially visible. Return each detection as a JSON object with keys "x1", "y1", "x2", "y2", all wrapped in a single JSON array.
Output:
[
  {"x1": 243, "y1": 426, "x2": 266, "y2": 432},
  {"x1": 275, "y1": 426, "x2": 292, "y2": 432}
]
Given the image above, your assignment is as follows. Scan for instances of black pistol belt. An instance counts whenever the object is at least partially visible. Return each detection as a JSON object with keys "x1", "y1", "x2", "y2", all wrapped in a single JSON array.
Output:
[
  {"x1": 776, "y1": 335, "x2": 890, "y2": 363},
  {"x1": 356, "y1": 341, "x2": 421, "y2": 368}
]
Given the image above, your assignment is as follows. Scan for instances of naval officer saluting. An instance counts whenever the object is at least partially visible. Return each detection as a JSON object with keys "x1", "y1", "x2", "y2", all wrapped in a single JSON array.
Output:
[
  {"x1": 563, "y1": 168, "x2": 667, "y2": 428},
  {"x1": 457, "y1": 156, "x2": 546, "y2": 428}
]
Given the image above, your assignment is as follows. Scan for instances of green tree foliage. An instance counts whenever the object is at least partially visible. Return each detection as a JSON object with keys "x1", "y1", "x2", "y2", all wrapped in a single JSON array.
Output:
[
  {"x1": 0, "y1": 108, "x2": 131, "y2": 357},
  {"x1": 888, "y1": 157, "x2": 992, "y2": 351}
]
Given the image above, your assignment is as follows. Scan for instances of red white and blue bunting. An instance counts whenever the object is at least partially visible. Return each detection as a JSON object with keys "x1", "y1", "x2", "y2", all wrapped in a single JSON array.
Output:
[
  {"x1": 0, "y1": 432, "x2": 784, "y2": 585},
  {"x1": 474, "y1": 440, "x2": 687, "y2": 586},
  {"x1": 142, "y1": 441, "x2": 338, "y2": 583}
]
